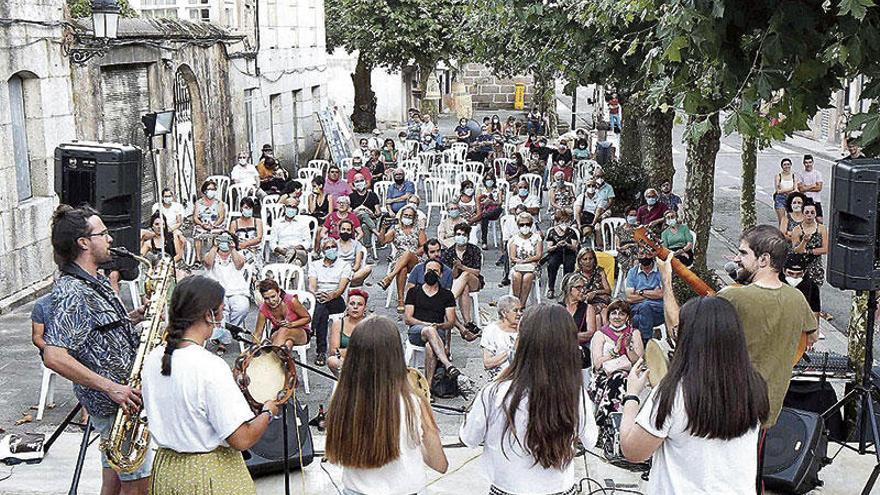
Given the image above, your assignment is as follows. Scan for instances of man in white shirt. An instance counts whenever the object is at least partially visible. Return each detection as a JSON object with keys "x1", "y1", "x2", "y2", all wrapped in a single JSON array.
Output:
[
  {"x1": 269, "y1": 197, "x2": 312, "y2": 266},
  {"x1": 203, "y1": 232, "x2": 250, "y2": 354},
  {"x1": 230, "y1": 151, "x2": 261, "y2": 189},
  {"x1": 797, "y1": 154, "x2": 824, "y2": 222},
  {"x1": 308, "y1": 237, "x2": 352, "y2": 366},
  {"x1": 506, "y1": 179, "x2": 540, "y2": 216}
]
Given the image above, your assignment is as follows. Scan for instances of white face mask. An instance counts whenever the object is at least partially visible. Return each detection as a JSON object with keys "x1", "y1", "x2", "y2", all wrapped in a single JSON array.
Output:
[
  {"x1": 354, "y1": 181, "x2": 367, "y2": 191},
  {"x1": 519, "y1": 226, "x2": 532, "y2": 236},
  {"x1": 401, "y1": 216, "x2": 414, "y2": 226},
  {"x1": 162, "y1": 196, "x2": 172, "y2": 205},
  {"x1": 595, "y1": 177, "x2": 604, "y2": 185},
  {"x1": 205, "y1": 190, "x2": 217, "y2": 200},
  {"x1": 791, "y1": 204, "x2": 802, "y2": 213},
  {"x1": 786, "y1": 276, "x2": 803, "y2": 286},
  {"x1": 454, "y1": 234, "x2": 468, "y2": 246}
]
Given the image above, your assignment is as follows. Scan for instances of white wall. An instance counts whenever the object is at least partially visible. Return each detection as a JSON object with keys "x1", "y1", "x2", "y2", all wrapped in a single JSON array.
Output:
[{"x1": 326, "y1": 48, "x2": 407, "y2": 128}]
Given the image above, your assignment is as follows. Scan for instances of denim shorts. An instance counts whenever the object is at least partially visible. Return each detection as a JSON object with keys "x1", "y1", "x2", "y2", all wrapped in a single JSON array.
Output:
[
  {"x1": 90, "y1": 413, "x2": 155, "y2": 481},
  {"x1": 408, "y1": 324, "x2": 447, "y2": 346},
  {"x1": 773, "y1": 192, "x2": 788, "y2": 209}
]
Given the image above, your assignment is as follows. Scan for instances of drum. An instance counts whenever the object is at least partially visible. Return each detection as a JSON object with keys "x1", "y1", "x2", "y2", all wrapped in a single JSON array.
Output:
[
  {"x1": 644, "y1": 339, "x2": 673, "y2": 387},
  {"x1": 233, "y1": 344, "x2": 298, "y2": 413}
]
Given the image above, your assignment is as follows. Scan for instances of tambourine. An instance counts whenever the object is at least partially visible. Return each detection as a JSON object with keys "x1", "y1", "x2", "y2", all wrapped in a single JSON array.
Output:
[
  {"x1": 233, "y1": 344, "x2": 298, "y2": 413},
  {"x1": 406, "y1": 367, "x2": 431, "y2": 402},
  {"x1": 644, "y1": 339, "x2": 673, "y2": 387}
]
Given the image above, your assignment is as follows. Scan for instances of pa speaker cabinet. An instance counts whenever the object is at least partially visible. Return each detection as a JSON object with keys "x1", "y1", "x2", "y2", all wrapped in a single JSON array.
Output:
[
  {"x1": 54, "y1": 142, "x2": 143, "y2": 254},
  {"x1": 244, "y1": 399, "x2": 314, "y2": 477},
  {"x1": 762, "y1": 407, "x2": 827, "y2": 494},
  {"x1": 827, "y1": 158, "x2": 880, "y2": 290}
]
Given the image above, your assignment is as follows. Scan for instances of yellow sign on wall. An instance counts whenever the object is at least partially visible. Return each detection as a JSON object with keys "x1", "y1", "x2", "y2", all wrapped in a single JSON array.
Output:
[{"x1": 514, "y1": 83, "x2": 525, "y2": 110}]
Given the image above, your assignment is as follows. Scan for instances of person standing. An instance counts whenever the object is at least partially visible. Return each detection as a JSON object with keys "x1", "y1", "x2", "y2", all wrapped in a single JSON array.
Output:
[
  {"x1": 797, "y1": 154, "x2": 824, "y2": 223},
  {"x1": 142, "y1": 276, "x2": 280, "y2": 495},
  {"x1": 789, "y1": 200, "x2": 828, "y2": 296},
  {"x1": 43, "y1": 205, "x2": 152, "y2": 495},
  {"x1": 773, "y1": 158, "x2": 798, "y2": 228},
  {"x1": 608, "y1": 93, "x2": 622, "y2": 132}
]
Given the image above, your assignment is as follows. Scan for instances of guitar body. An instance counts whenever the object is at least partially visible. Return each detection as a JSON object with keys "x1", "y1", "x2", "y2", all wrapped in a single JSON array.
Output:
[{"x1": 632, "y1": 227, "x2": 807, "y2": 364}]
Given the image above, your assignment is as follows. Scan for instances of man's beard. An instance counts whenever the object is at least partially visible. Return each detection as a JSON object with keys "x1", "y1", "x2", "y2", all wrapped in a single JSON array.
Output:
[{"x1": 734, "y1": 265, "x2": 755, "y2": 285}]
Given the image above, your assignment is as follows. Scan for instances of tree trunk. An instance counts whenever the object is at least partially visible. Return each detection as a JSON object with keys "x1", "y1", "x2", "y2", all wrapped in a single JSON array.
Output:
[
  {"x1": 417, "y1": 65, "x2": 438, "y2": 120},
  {"x1": 533, "y1": 71, "x2": 558, "y2": 138},
  {"x1": 846, "y1": 291, "x2": 869, "y2": 427},
  {"x1": 682, "y1": 113, "x2": 721, "y2": 272},
  {"x1": 619, "y1": 98, "x2": 642, "y2": 166},
  {"x1": 350, "y1": 55, "x2": 376, "y2": 132},
  {"x1": 639, "y1": 106, "x2": 674, "y2": 184},
  {"x1": 740, "y1": 135, "x2": 758, "y2": 231}
]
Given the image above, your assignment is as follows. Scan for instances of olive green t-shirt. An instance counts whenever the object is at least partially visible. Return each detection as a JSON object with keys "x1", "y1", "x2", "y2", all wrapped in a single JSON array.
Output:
[{"x1": 719, "y1": 284, "x2": 817, "y2": 427}]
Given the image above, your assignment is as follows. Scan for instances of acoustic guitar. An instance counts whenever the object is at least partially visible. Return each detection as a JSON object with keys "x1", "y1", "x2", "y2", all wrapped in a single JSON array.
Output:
[{"x1": 632, "y1": 227, "x2": 807, "y2": 365}]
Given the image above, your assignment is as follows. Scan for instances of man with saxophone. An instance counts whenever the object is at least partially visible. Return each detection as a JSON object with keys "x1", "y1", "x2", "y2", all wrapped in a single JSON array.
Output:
[{"x1": 43, "y1": 205, "x2": 152, "y2": 495}]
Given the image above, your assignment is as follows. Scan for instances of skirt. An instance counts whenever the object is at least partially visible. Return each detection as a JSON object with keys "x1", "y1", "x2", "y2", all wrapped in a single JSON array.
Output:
[{"x1": 151, "y1": 446, "x2": 256, "y2": 495}]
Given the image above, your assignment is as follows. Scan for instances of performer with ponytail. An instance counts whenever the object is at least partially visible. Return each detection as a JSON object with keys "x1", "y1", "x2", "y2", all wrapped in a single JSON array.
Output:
[{"x1": 141, "y1": 275, "x2": 280, "y2": 495}]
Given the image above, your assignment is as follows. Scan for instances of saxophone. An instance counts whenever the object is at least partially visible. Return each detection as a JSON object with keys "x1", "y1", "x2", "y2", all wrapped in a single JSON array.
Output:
[{"x1": 102, "y1": 251, "x2": 175, "y2": 473}]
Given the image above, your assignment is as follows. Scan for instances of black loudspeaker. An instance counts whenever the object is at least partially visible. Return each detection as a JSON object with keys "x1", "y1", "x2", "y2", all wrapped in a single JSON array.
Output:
[
  {"x1": 827, "y1": 158, "x2": 880, "y2": 290},
  {"x1": 54, "y1": 142, "x2": 143, "y2": 254},
  {"x1": 762, "y1": 407, "x2": 828, "y2": 494},
  {"x1": 243, "y1": 399, "x2": 314, "y2": 476},
  {"x1": 784, "y1": 381, "x2": 846, "y2": 442}
]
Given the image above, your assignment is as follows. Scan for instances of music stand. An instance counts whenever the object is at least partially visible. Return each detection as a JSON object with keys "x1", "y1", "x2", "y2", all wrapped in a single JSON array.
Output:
[{"x1": 822, "y1": 290, "x2": 880, "y2": 495}]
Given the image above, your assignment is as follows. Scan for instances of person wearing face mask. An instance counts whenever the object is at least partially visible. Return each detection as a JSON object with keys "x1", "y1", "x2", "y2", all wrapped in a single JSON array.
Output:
[
  {"x1": 421, "y1": 132, "x2": 437, "y2": 152},
  {"x1": 230, "y1": 151, "x2": 261, "y2": 190},
  {"x1": 659, "y1": 210, "x2": 693, "y2": 266},
  {"x1": 572, "y1": 138, "x2": 592, "y2": 161},
  {"x1": 203, "y1": 232, "x2": 249, "y2": 355},
  {"x1": 526, "y1": 149, "x2": 546, "y2": 177},
  {"x1": 336, "y1": 219, "x2": 372, "y2": 287},
  {"x1": 420, "y1": 113, "x2": 436, "y2": 139},
  {"x1": 592, "y1": 166, "x2": 616, "y2": 220},
  {"x1": 455, "y1": 118, "x2": 472, "y2": 143},
  {"x1": 152, "y1": 187, "x2": 186, "y2": 234},
  {"x1": 253, "y1": 278, "x2": 311, "y2": 349},
  {"x1": 509, "y1": 212, "x2": 544, "y2": 306},
  {"x1": 346, "y1": 156, "x2": 373, "y2": 189},
  {"x1": 614, "y1": 207, "x2": 640, "y2": 277},
  {"x1": 406, "y1": 238, "x2": 455, "y2": 291},
  {"x1": 228, "y1": 196, "x2": 265, "y2": 273},
  {"x1": 475, "y1": 173, "x2": 504, "y2": 249},
  {"x1": 318, "y1": 195, "x2": 363, "y2": 249},
  {"x1": 574, "y1": 179, "x2": 602, "y2": 239},
  {"x1": 506, "y1": 152, "x2": 528, "y2": 183},
  {"x1": 624, "y1": 247, "x2": 666, "y2": 343},
  {"x1": 366, "y1": 149, "x2": 385, "y2": 180},
  {"x1": 326, "y1": 289, "x2": 369, "y2": 377},
  {"x1": 658, "y1": 180, "x2": 681, "y2": 213},
  {"x1": 437, "y1": 200, "x2": 465, "y2": 248},
  {"x1": 377, "y1": 205, "x2": 427, "y2": 313},
  {"x1": 140, "y1": 211, "x2": 182, "y2": 263},
  {"x1": 308, "y1": 237, "x2": 353, "y2": 366},
  {"x1": 193, "y1": 179, "x2": 227, "y2": 266},
  {"x1": 385, "y1": 168, "x2": 416, "y2": 215},
  {"x1": 780, "y1": 191, "x2": 807, "y2": 239},
  {"x1": 636, "y1": 187, "x2": 669, "y2": 229},
  {"x1": 456, "y1": 179, "x2": 481, "y2": 231},
  {"x1": 551, "y1": 141, "x2": 574, "y2": 174},
  {"x1": 549, "y1": 170, "x2": 576, "y2": 217},
  {"x1": 439, "y1": 223, "x2": 484, "y2": 342},
  {"x1": 348, "y1": 173, "x2": 382, "y2": 252},
  {"x1": 406, "y1": 195, "x2": 429, "y2": 230},
  {"x1": 780, "y1": 256, "x2": 821, "y2": 337},
  {"x1": 257, "y1": 156, "x2": 288, "y2": 194},
  {"x1": 543, "y1": 211, "x2": 579, "y2": 299},
  {"x1": 480, "y1": 295, "x2": 522, "y2": 378},
  {"x1": 141, "y1": 276, "x2": 281, "y2": 495},
  {"x1": 506, "y1": 179, "x2": 540, "y2": 216},
  {"x1": 269, "y1": 198, "x2": 312, "y2": 266},
  {"x1": 381, "y1": 138, "x2": 398, "y2": 164}
]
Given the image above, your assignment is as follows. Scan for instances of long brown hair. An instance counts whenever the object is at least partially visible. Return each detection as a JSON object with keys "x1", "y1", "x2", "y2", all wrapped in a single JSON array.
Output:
[
  {"x1": 653, "y1": 297, "x2": 769, "y2": 437},
  {"x1": 325, "y1": 316, "x2": 423, "y2": 468},
  {"x1": 497, "y1": 303, "x2": 581, "y2": 469}
]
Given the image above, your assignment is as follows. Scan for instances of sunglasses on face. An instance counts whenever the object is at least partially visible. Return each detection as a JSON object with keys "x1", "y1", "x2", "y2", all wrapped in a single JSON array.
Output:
[{"x1": 518, "y1": 223, "x2": 532, "y2": 227}]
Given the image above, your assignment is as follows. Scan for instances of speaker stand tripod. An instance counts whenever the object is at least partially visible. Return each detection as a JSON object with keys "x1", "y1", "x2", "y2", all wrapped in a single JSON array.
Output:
[
  {"x1": 822, "y1": 290, "x2": 880, "y2": 495},
  {"x1": 42, "y1": 404, "x2": 95, "y2": 495}
]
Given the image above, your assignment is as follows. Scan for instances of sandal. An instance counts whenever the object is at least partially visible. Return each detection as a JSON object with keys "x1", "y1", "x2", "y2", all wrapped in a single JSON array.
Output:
[
  {"x1": 460, "y1": 329, "x2": 478, "y2": 342},
  {"x1": 378, "y1": 277, "x2": 393, "y2": 290},
  {"x1": 446, "y1": 366, "x2": 461, "y2": 380}
]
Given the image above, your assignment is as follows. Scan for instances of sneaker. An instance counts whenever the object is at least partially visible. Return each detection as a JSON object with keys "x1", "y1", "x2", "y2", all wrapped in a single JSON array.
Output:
[
  {"x1": 315, "y1": 353, "x2": 327, "y2": 367},
  {"x1": 481, "y1": 243, "x2": 489, "y2": 250},
  {"x1": 456, "y1": 373, "x2": 474, "y2": 393},
  {"x1": 546, "y1": 289, "x2": 555, "y2": 299}
]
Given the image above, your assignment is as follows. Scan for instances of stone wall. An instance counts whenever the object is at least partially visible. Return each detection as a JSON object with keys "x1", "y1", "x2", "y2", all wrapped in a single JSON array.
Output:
[
  {"x1": 0, "y1": 0, "x2": 75, "y2": 311},
  {"x1": 459, "y1": 63, "x2": 534, "y2": 111}
]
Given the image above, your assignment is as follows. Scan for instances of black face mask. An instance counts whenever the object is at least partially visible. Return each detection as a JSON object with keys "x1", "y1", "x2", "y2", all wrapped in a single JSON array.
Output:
[
  {"x1": 639, "y1": 257, "x2": 654, "y2": 267},
  {"x1": 424, "y1": 270, "x2": 440, "y2": 286},
  {"x1": 394, "y1": 177, "x2": 404, "y2": 185},
  {"x1": 339, "y1": 232, "x2": 353, "y2": 242}
]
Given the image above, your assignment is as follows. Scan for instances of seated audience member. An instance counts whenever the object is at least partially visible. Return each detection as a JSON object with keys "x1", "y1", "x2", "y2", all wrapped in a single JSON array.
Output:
[
  {"x1": 325, "y1": 317, "x2": 447, "y2": 494},
  {"x1": 437, "y1": 200, "x2": 464, "y2": 248},
  {"x1": 588, "y1": 300, "x2": 644, "y2": 444},
  {"x1": 308, "y1": 237, "x2": 352, "y2": 366},
  {"x1": 324, "y1": 164, "x2": 352, "y2": 199},
  {"x1": 456, "y1": 180, "x2": 481, "y2": 231},
  {"x1": 346, "y1": 156, "x2": 373, "y2": 189},
  {"x1": 406, "y1": 195, "x2": 428, "y2": 230},
  {"x1": 625, "y1": 249, "x2": 665, "y2": 342},
  {"x1": 475, "y1": 173, "x2": 504, "y2": 249},
  {"x1": 152, "y1": 188, "x2": 187, "y2": 248},
  {"x1": 455, "y1": 118, "x2": 471, "y2": 142},
  {"x1": 336, "y1": 219, "x2": 372, "y2": 287},
  {"x1": 278, "y1": 180, "x2": 303, "y2": 205},
  {"x1": 203, "y1": 232, "x2": 249, "y2": 355},
  {"x1": 404, "y1": 259, "x2": 466, "y2": 388},
  {"x1": 549, "y1": 171, "x2": 577, "y2": 217},
  {"x1": 317, "y1": 195, "x2": 363, "y2": 252},
  {"x1": 620, "y1": 297, "x2": 769, "y2": 494},
  {"x1": 367, "y1": 129, "x2": 382, "y2": 151},
  {"x1": 572, "y1": 138, "x2": 592, "y2": 161},
  {"x1": 349, "y1": 173, "x2": 382, "y2": 255},
  {"x1": 258, "y1": 156, "x2": 287, "y2": 193},
  {"x1": 498, "y1": 204, "x2": 527, "y2": 287},
  {"x1": 615, "y1": 207, "x2": 639, "y2": 276},
  {"x1": 461, "y1": 304, "x2": 596, "y2": 495},
  {"x1": 660, "y1": 209, "x2": 694, "y2": 266},
  {"x1": 592, "y1": 166, "x2": 616, "y2": 216},
  {"x1": 357, "y1": 137, "x2": 370, "y2": 159},
  {"x1": 576, "y1": 247, "x2": 612, "y2": 333},
  {"x1": 574, "y1": 179, "x2": 605, "y2": 239},
  {"x1": 440, "y1": 223, "x2": 484, "y2": 341},
  {"x1": 506, "y1": 179, "x2": 540, "y2": 216},
  {"x1": 193, "y1": 179, "x2": 227, "y2": 265},
  {"x1": 559, "y1": 273, "x2": 593, "y2": 369},
  {"x1": 658, "y1": 180, "x2": 681, "y2": 212},
  {"x1": 253, "y1": 279, "x2": 311, "y2": 348},
  {"x1": 406, "y1": 238, "x2": 454, "y2": 291},
  {"x1": 231, "y1": 151, "x2": 261, "y2": 190},
  {"x1": 380, "y1": 138, "x2": 398, "y2": 165},
  {"x1": 308, "y1": 175, "x2": 334, "y2": 224},
  {"x1": 386, "y1": 168, "x2": 416, "y2": 215},
  {"x1": 480, "y1": 295, "x2": 521, "y2": 379},
  {"x1": 228, "y1": 197, "x2": 264, "y2": 271},
  {"x1": 365, "y1": 149, "x2": 385, "y2": 181},
  {"x1": 377, "y1": 205, "x2": 427, "y2": 313},
  {"x1": 543, "y1": 210, "x2": 579, "y2": 299},
  {"x1": 140, "y1": 211, "x2": 183, "y2": 263},
  {"x1": 636, "y1": 188, "x2": 669, "y2": 229},
  {"x1": 326, "y1": 289, "x2": 368, "y2": 377},
  {"x1": 269, "y1": 198, "x2": 312, "y2": 266},
  {"x1": 550, "y1": 142, "x2": 574, "y2": 181},
  {"x1": 505, "y1": 152, "x2": 528, "y2": 183},
  {"x1": 509, "y1": 212, "x2": 543, "y2": 306},
  {"x1": 467, "y1": 127, "x2": 495, "y2": 163}
]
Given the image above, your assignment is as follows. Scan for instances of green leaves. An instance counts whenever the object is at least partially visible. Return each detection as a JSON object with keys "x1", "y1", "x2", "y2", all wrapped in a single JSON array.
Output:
[
  {"x1": 848, "y1": 112, "x2": 880, "y2": 149},
  {"x1": 839, "y1": 0, "x2": 875, "y2": 20},
  {"x1": 663, "y1": 35, "x2": 689, "y2": 62}
]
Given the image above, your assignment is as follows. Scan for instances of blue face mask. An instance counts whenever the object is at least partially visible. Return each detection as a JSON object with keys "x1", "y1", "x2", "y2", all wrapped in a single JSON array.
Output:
[
  {"x1": 485, "y1": 180, "x2": 495, "y2": 188},
  {"x1": 324, "y1": 248, "x2": 338, "y2": 261},
  {"x1": 242, "y1": 208, "x2": 253, "y2": 218},
  {"x1": 626, "y1": 215, "x2": 638, "y2": 225},
  {"x1": 646, "y1": 197, "x2": 658, "y2": 206},
  {"x1": 448, "y1": 209, "x2": 461, "y2": 219},
  {"x1": 519, "y1": 188, "x2": 529, "y2": 197},
  {"x1": 285, "y1": 207, "x2": 297, "y2": 218},
  {"x1": 218, "y1": 241, "x2": 230, "y2": 252}
]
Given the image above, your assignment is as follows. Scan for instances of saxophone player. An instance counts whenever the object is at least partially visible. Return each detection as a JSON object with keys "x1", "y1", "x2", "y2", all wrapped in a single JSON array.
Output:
[{"x1": 43, "y1": 205, "x2": 152, "y2": 495}]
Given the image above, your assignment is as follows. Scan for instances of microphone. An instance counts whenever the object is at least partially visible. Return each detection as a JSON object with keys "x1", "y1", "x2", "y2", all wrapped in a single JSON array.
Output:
[
  {"x1": 109, "y1": 247, "x2": 137, "y2": 259},
  {"x1": 225, "y1": 322, "x2": 249, "y2": 339},
  {"x1": 723, "y1": 261, "x2": 739, "y2": 279}
]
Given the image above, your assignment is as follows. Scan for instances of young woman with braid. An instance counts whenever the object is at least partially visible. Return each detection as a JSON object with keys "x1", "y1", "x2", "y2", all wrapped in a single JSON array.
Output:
[{"x1": 141, "y1": 275, "x2": 280, "y2": 495}]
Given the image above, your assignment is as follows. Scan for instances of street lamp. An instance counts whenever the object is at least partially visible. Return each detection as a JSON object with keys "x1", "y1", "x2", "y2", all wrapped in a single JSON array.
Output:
[{"x1": 64, "y1": 0, "x2": 121, "y2": 65}]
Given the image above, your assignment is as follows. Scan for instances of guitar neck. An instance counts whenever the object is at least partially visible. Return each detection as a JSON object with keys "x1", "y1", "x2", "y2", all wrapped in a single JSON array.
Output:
[{"x1": 651, "y1": 242, "x2": 716, "y2": 297}]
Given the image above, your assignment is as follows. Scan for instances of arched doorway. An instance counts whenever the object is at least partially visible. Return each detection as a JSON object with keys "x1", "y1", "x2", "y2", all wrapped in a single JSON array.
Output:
[{"x1": 173, "y1": 65, "x2": 205, "y2": 207}]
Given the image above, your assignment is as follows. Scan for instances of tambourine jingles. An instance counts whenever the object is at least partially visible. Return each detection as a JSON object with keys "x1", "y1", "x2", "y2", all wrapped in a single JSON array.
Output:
[{"x1": 233, "y1": 344, "x2": 298, "y2": 413}]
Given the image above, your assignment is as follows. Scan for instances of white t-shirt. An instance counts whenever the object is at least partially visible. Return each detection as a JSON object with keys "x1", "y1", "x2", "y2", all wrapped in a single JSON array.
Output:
[
  {"x1": 142, "y1": 344, "x2": 255, "y2": 453},
  {"x1": 152, "y1": 201, "x2": 186, "y2": 231},
  {"x1": 272, "y1": 217, "x2": 314, "y2": 251},
  {"x1": 341, "y1": 395, "x2": 426, "y2": 495},
  {"x1": 506, "y1": 194, "x2": 540, "y2": 213},
  {"x1": 309, "y1": 258, "x2": 353, "y2": 293},
  {"x1": 480, "y1": 323, "x2": 517, "y2": 378},
  {"x1": 207, "y1": 253, "x2": 250, "y2": 297},
  {"x1": 636, "y1": 386, "x2": 760, "y2": 494},
  {"x1": 460, "y1": 381, "x2": 597, "y2": 495},
  {"x1": 798, "y1": 169, "x2": 823, "y2": 202},
  {"x1": 231, "y1": 163, "x2": 261, "y2": 189}
]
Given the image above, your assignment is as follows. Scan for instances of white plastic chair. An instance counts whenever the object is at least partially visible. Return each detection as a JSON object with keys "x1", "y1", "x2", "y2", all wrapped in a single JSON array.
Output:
[
  {"x1": 455, "y1": 171, "x2": 482, "y2": 189},
  {"x1": 261, "y1": 203, "x2": 287, "y2": 261},
  {"x1": 442, "y1": 148, "x2": 459, "y2": 164},
  {"x1": 338, "y1": 158, "x2": 354, "y2": 174},
  {"x1": 600, "y1": 217, "x2": 626, "y2": 256},
  {"x1": 36, "y1": 364, "x2": 62, "y2": 421},
  {"x1": 463, "y1": 161, "x2": 485, "y2": 176},
  {"x1": 520, "y1": 173, "x2": 543, "y2": 198},
  {"x1": 423, "y1": 178, "x2": 450, "y2": 228},
  {"x1": 289, "y1": 289, "x2": 316, "y2": 394},
  {"x1": 373, "y1": 180, "x2": 393, "y2": 213},
  {"x1": 404, "y1": 340, "x2": 426, "y2": 369},
  {"x1": 437, "y1": 164, "x2": 460, "y2": 185},
  {"x1": 503, "y1": 143, "x2": 517, "y2": 157},
  {"x1": 260, "y1": 263, "x2": 306, "y2": 291},
  {"x1": 493, "y1": 158, "x2": 513, "y2": 176},
  {"x1": 405, "y1": 140, "x2": 421, "y2": 159},
  {"x1": 400, "y1": 159, "x2": 420, "y2": 183},
  {"x1": 451, "y1": 142, "x2": 467, "y2": 163},
  {"x1": 297, "y1": 167, "x2": 322, "y2": 183},
  {"x1": 308, "y1": 160, "x2": 330, "y2": 174},
  {"x1": 227, "y1": 184, "x2": 256, "y2": 214}
]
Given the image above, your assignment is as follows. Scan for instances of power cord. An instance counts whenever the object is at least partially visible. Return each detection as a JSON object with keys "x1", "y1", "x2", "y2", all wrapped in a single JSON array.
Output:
[
  {"x1": 319, "y1": 457, "x2": 343, "y2": 495},
  {"x1": 0, "y1": 465, "x2": 15, "y2": 482}
]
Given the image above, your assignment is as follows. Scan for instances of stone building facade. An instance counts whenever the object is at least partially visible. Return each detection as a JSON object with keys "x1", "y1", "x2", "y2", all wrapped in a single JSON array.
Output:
[
  {"x1": 459, "y1": 63, "x2": 534, "y2": 111},
  {"x1": 0, "y1": 0, "x2": 76, "y2": 310}
]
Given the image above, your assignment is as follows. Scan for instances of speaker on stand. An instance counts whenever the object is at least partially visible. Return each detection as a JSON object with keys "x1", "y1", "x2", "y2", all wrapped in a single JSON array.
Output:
[{"x1": 243, "y1": 398, "x2": 314, "y2": 476}]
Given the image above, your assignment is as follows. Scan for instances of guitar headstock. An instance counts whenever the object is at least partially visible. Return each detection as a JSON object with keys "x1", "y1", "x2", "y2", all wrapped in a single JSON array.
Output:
[{"x1": 633, "y1": 226, "x2": 662, "y2": 252}]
